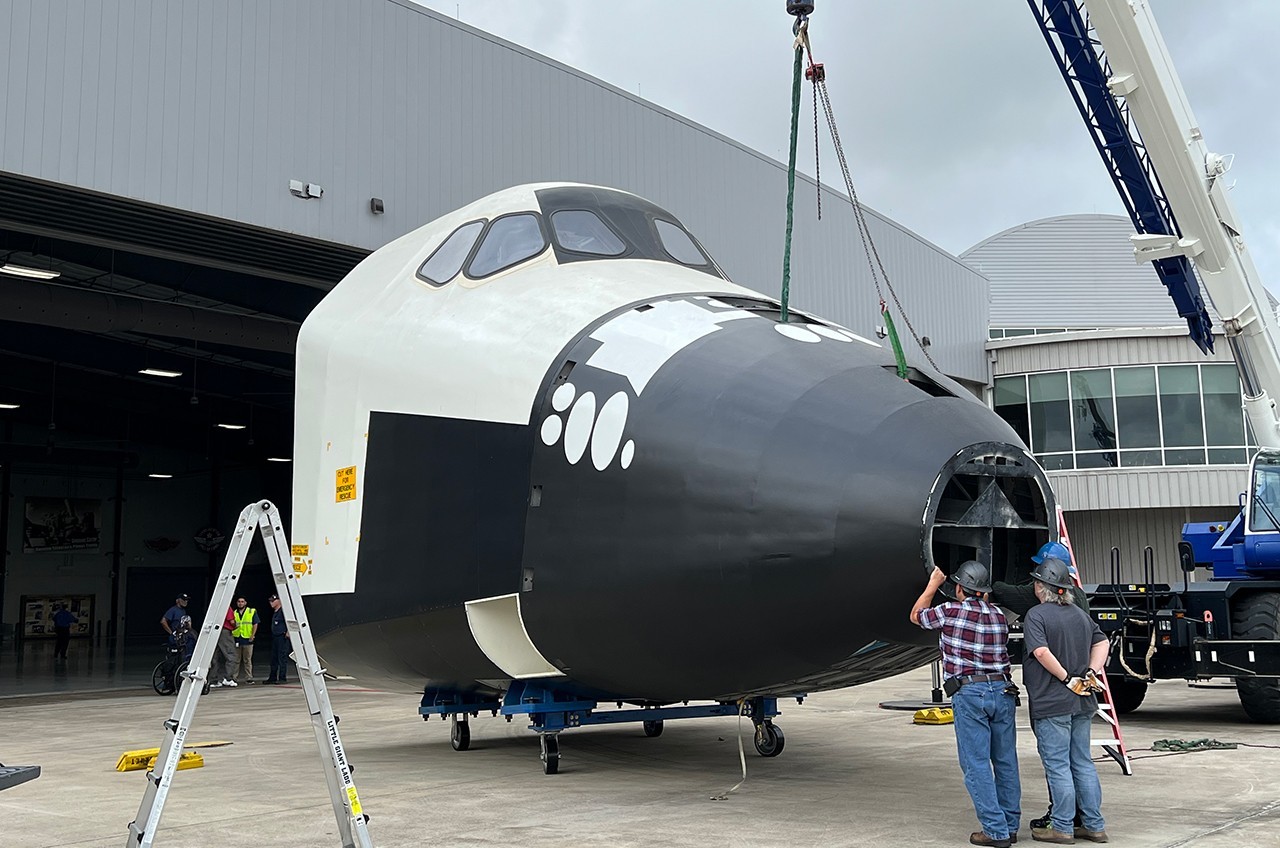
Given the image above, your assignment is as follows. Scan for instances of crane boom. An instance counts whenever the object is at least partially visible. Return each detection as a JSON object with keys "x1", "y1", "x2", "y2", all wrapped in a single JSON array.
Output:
[{"x1": 1034, "y1": 0, "x2": 1280, "y2": 449}]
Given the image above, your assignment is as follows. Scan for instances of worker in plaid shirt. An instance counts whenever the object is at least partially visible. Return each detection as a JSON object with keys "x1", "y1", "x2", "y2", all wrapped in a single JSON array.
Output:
[{"x1": 911, "y1": 561, "x2": 1021, "y2": 848}]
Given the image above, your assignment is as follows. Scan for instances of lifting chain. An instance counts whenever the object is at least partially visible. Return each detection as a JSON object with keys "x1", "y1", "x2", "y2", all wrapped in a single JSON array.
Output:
[{"x1": 779, "y1": 3, "x2": 940, "y2": 374}]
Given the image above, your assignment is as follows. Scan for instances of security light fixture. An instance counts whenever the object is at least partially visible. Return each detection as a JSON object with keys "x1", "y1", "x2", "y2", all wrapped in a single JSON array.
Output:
[
  {"x1": 0, "y1": 263, "x2": 59, "y2": 280},
  {"x1": 216, "y1": 423, "x2": 247, "y2": 430},
  {"x1": 148, "y1": 473, "x2": 173, "y2": 479},
  {"x1": 139, "y1": 368, "x2": 183, "y2": 378},
  {"x1": 289, "y1": 179, "x2": 323, "y2": 199}
]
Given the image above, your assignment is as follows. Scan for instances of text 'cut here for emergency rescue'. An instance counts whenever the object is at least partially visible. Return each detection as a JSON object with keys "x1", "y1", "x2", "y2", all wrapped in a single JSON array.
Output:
[{"x1": 335, "y1": 466, "x2": 358, "y2": 503}]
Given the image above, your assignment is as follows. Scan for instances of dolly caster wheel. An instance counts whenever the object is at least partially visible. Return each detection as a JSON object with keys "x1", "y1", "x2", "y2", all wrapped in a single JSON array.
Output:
[
  {"x1": 642, "y1": 719, "x2": 664, "y2": 738},
  {"x1": 450, "y1": 716, "x2": 471, "y2": 751},
  {"x1": 753, "y1": 721, "x2": 785, "y2": 757},
  {"x1": 540, "y1": 733, "x2": 560, "y2": 774}
]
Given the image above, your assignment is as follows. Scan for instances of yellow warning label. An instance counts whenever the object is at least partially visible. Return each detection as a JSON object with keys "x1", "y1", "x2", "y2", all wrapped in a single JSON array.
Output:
[
  {"x1": 1098, "y1": 612, "x2": 1118, "y2": 620},
  {"x1": 346, "y1": 785, "x2": 362, "y2": 816},
  {"x1": 335, "y1": 466, "x2": 358, "y2": 503},
  {"x1": 291, "y1": 544, "x2": 309, "y2": 557},
  {"x1": 292, "y1": 558, "x2": 312, "y2": 576}
]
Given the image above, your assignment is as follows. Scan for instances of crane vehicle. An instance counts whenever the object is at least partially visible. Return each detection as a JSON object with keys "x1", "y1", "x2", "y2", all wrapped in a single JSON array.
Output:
[{"x1": 1029, "y1": 0, "x2": 1280, "y2": 720}]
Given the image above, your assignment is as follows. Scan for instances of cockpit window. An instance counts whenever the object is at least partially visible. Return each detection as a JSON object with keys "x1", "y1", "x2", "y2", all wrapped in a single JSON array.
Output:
[
  {"x1": 654, "y1": 219, "x2": 709, "y2": 266},
  {"x1": 550, "y1": 210, "x2": 626, "y2": 256},
  {"x1": 467, "y1": 213, "x2": 547, "y2": 278},
  {"x1": 417, "y1": 220, "x2": 485, "y2": 287},
  {"x1": 534, "y1": 186, "x2": 724, "y2": 279}
]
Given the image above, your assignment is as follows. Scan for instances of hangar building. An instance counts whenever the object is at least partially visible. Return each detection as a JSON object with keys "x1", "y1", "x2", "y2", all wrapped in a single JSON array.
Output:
[
  {"x1": 0, "y1": 1, "x2": 1253, "y2": 653},
  {"x1": 0, "y1": 0, "x2": 985, "y2": 645}
]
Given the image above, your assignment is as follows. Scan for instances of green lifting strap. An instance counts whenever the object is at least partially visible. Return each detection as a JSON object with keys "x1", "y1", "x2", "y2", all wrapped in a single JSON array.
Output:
[
  {"x1": 780, "y1": 43, "x2": 803, "y2": 324},
  {"x1": 883, "y1": 307, "x2": 909, "y2": 380}
]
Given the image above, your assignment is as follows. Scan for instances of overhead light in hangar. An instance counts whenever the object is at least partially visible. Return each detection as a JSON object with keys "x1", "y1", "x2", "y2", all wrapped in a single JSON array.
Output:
[
  {"x1": 1, "y1": 263, "x2": 60, "y2": 280},
  {"x1": 148, "y1": 473, "x2": 173, "y2": 479},
  {"x1": 0, "y1": 403, "x2": 20, "y2": 409},
  {"x1": 267, "y1": 457, "x2": 292, "y2": 463},
  {"x1": 138, "y1": 368, "x2": 184, "y2": 378},
  {"x1": 216, "y1": 423, "x2": 247, "y2": 430}
]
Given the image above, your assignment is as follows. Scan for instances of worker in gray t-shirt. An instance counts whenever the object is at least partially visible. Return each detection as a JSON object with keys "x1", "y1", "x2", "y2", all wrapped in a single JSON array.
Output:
[{"x1": 1023, "y1": 557, "x2": 1110, "y2": 844}]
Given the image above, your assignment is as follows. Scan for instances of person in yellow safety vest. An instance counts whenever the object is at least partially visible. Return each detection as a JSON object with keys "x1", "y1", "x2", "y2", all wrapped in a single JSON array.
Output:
[{"x1": 232, "y1": 596, "x2": 260, "y2": 685}]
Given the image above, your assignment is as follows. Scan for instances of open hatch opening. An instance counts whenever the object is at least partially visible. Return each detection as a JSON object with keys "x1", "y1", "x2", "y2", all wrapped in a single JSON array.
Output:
[{"x1": 923, "y1": 442, "x2": 1056, "y2": 588}]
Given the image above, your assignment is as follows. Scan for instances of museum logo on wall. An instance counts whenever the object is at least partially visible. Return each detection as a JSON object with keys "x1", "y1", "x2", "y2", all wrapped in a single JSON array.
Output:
[
  {"x1": 22, "y1": 497, "x2": 103, "y2": 553},
  {"x1": 193, "y1": 527, "x2": 226, "y2": 552}
]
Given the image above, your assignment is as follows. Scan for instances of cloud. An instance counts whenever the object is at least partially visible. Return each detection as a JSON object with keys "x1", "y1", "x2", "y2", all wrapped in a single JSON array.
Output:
[{"x1": 424, "y1": 0, "x2": 1280, "y2": 296}]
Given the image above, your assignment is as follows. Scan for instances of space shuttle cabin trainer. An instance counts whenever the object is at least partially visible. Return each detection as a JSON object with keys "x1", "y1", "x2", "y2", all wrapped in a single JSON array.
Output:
[{"x1": 291, "y1": 183, "x2": 1057, "y2": 757}]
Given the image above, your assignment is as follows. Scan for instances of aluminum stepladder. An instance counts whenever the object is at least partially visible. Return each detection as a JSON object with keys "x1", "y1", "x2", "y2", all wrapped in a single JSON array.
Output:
[
  {"x1": 1057, "y1": 506, "x2": 1133, "y2": 775},
  {"x1": 126, "y1": 500, "x2": 373, "y2": 848}
]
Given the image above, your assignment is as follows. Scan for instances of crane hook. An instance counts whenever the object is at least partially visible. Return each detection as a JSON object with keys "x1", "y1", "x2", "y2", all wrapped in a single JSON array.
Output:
[{"x1": 786, "y1": 1, "x2": 814, "y2": 34}]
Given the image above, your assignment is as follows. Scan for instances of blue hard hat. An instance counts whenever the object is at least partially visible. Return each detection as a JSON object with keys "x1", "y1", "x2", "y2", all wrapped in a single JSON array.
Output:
[{"x1": 1032, "y1": 541, "x2": 1071, "y2": 565}]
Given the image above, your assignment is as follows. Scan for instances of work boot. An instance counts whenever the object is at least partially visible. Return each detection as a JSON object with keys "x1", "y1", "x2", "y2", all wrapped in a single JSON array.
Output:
[
  {"x1": 1031, "y1": 827, "x2": 1075, "y2": 844},
  {"x1": 1073, "y1": 828, "x2": 1108, "y2": 843},
  {"x1": 970, "y1": 832, "x2": 1012, "y2": 848}
]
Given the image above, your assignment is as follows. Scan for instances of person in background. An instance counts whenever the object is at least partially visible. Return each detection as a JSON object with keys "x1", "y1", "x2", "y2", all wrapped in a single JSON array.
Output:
[
  {"x1": 232, "y1": 596, "x2": 260, "y2": 684},
  {"x1": 160, "y1": 593, "x2": 194, "y2": 660},
  {"x1": 990, "y1": 541, "x2": 1089, "y2": 617},
  {"x1": 208, "y1": 606, "x2": 239, "y2": 689},
  {"x1": 264, "y1": 594, "x2": 291, "y2": 684},
  {"x1": 51, "y1": 603, "x2": 78, "y2": 660}
]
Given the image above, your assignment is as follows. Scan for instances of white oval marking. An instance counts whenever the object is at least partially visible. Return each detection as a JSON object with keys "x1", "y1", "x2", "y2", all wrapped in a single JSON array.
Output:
[
  {"x1": 552, "y1": 382, "x2": 576, "y2": 412},
  {"x1": 775, "y1": 323, "x2": 821, "y2": 343},
  {"x1": 706, "y1": 299, "x2": 731, "y2": 309},
  {"x1": 834, "y1": 327, "x2": 881, "y2": 347},
  {"x1": 540, "y1": 415, "x2": 563, "y2": 446},
  {"x1": 620, "y1": 440, "x2": 635, "y2": 469},
  {"x1": 563, "y1": 392, "x2": 597, "y2": 465},
  {"x1": 812, "y1": 325, "x2": 853, "y2": 342},
  {"x1": 591, "y1": 392, "x2": 630, "y2": 471}
]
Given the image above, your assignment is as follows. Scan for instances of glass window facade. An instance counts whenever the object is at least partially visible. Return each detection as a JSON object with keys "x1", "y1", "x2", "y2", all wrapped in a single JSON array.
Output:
[
  {"x1": 993, "y1": 363, "x2": 1252, "y2": 470},
  {"x1": 990, "y1": 328, "x2": 1094, "y2": 339}
]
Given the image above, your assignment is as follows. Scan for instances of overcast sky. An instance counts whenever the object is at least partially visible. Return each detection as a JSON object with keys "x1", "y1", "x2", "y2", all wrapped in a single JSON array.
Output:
[{"x1": 417, "y1": 0, "x2": 1280, "y2": 296}]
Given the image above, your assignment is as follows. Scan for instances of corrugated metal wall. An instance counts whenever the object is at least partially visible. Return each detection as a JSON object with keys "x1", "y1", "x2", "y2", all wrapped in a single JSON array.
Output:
[
  {"x1": 1051, "y1": 467, "x2": 1246, "y2": 511},
  {"x1": 1065, "y1": 506, "x2": 1234, "y2": 585},
  {"x1": 990, "y1": 328, "x2": 1238, "y2": 376},
  {"x1": 964, "y1": 214, "x2": 1220, "y2": 329},
  {"x1": 0, "y1": 0, "x2": 988, "y2": 381}
]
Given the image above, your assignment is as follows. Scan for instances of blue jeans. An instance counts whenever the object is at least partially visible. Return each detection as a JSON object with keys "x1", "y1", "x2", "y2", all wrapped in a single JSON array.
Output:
[
  {"x1": 1033, "y1": 712, "x2": 1104, "y2": 833},
  {"x1": 952, "y1": 680, "x2": 1021, "y2": 839}
]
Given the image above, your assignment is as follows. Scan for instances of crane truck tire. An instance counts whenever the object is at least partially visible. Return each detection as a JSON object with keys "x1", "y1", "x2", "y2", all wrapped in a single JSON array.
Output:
[
  {"x1": 1105, "y1": 675, "x2": 1147, "y2": 714},
  {"x1": 1231, "y1": 591, "x2": 1280, "y2": 724}
]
